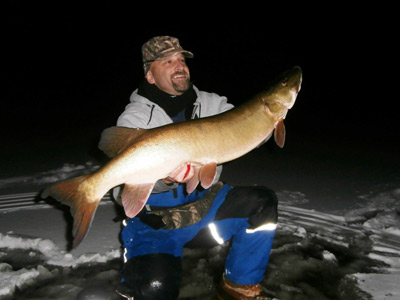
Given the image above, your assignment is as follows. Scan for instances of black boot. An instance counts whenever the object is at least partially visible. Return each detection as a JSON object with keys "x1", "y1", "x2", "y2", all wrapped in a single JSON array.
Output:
[{"x1": 117, "y1": 253, "x2": 182, "y2": 300}]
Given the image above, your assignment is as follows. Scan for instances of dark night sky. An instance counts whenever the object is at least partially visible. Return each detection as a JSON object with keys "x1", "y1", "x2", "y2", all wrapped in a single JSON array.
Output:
[{"x1": 3, "y1": 4, "x2": 398, "y2": 174}]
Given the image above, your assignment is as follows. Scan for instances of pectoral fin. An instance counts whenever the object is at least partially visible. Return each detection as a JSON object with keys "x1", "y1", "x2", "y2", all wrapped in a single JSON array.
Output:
[
  {"x1": 98, "y1": 126, "x2": 147, "y2": 158},
  {"x1": 122, "y1": 183, "x2": 154, "y2": 218},
  {"x1": 274, "y1": 120, "x2": 286, "y2": 148},
  {"x1": 199, "y1": 162, "x2": 217, "y2": 189}
]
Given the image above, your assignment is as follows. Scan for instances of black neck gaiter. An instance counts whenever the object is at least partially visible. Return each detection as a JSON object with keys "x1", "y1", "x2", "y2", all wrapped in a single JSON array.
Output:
[{"x1": 137, "y1": 80, "x2": 197, "y2": 120}]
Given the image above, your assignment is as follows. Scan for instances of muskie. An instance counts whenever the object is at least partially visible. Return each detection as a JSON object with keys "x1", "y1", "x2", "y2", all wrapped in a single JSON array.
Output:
[{"x1": 41, "y1": 66, "x2": 302, "y2": 247}]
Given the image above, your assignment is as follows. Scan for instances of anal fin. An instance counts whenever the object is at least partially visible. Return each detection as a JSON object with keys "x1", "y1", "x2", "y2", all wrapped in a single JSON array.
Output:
[
  {"x1": 186, "y1": 165, "x2": 200, "y2": 194},
  {"x1": 122, "y1": 183, "x2": 154, "y2": 218},
  {"x1": 199, "y1": 162, "x2": 217, "y2": 189}
]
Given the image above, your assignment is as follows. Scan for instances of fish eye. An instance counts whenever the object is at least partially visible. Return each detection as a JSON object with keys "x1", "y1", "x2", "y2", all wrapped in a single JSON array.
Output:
[{"x1": 281, "y1": 78, "x2": 289, "y2": 86}]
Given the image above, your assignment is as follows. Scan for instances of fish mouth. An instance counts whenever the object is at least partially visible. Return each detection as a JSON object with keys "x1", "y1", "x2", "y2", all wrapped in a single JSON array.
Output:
[
  {"x1": 273, "y1": 67, "x2": 302, "y2": 109},
  {"x1": 274, "y1": 88, "x2": 298, "y2": 109},
  {"x1": 279, "y1": 73, "x2": 302, "y2": 109},
  {"x1": 274, "y1": 98, "x2": 292, "y2": 109}
]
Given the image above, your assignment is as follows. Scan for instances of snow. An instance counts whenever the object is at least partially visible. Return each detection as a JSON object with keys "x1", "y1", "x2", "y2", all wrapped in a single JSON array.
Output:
[{"x1": 0, "y1": 136, "x2": 399, "y2": 299}]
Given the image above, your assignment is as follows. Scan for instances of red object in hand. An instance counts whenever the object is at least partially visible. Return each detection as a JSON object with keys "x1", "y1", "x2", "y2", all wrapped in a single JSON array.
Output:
[{"x1": 165, "y1": 163, "x2": 195, "y2": 184}]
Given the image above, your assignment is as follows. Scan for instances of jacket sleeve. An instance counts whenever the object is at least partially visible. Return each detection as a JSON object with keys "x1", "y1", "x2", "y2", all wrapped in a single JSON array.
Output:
[
  {"x1": 116, "y1": 104, "x2": 154, "y2": 129},
  {"x1": 214, "y1": 165, "x2": 223, "y2": 184},
  {"x1": 193, "y1": 88, "x2": 234, "y2": 118},
  {"x1": 217, "y1": 96, "x2": 235, "y2": 113}
]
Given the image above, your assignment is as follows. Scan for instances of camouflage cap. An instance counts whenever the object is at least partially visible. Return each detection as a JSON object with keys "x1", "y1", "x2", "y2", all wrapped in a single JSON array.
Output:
[{"x1": 142, "y1": 36, "x2": 194, "y2": 74}]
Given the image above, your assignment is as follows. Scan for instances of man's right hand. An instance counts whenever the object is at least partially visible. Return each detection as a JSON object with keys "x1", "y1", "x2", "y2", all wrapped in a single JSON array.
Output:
[{"x1": 162, "y1": 163, "x2": 195, "y2": 185}]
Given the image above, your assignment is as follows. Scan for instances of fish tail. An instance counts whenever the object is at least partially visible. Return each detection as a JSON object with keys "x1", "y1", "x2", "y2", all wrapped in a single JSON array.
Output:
[{"x1": 41, "y1": 174, "x2": 101, "y2": 248}]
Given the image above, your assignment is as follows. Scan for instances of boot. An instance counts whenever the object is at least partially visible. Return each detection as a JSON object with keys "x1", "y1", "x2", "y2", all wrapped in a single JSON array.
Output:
[{"x1": 216, "y1": 274, "x2": 272, "y2": 300}]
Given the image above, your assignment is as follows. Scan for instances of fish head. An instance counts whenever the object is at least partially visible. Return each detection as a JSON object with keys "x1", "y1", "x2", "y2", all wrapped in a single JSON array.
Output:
[{"x1": 262, "y1": 66, "x2": 302, "y2": 119}]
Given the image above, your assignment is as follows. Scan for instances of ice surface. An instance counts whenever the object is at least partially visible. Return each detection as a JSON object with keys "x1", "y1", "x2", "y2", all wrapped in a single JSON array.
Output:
[{"x1": 1, "y1": 143, "x2": 399, "y2": 299}]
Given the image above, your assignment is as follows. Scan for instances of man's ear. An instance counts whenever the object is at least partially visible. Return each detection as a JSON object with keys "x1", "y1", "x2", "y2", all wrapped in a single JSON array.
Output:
[{"x1": 145, "y1": 71, "x2": 155, "y2": 84}]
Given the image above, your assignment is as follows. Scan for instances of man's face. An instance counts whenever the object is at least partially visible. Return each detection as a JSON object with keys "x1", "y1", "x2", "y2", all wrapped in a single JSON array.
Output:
[{"x1": 145, "y1": 53, "x2": 191, "y2": 96}]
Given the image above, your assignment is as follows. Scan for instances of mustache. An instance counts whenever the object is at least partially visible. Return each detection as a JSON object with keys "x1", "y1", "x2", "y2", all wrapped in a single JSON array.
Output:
[{"x1": 172, "y1": 71, "x2": 188, "y2": 77}]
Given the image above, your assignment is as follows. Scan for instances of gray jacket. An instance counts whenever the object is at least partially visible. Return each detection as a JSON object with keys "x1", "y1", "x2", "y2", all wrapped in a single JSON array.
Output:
[
  {"x1": 114, "y1": 85, "x2": 234, "y2": 196},
  {"x1": 117, "y1": 86, "x2": 234, "y2": 129}
]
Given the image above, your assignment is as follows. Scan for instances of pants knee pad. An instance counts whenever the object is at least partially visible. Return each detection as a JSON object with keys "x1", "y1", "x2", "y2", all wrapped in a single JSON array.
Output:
[
  {"x1": 215, "y1": 186, "x2": 278, "y2": 228},
  {"x1": 122, "y1": 253, "x2": 182, "y2": 300},
  {"x1": 247, "y1": 187, "x2": 278, "y2": 229}
]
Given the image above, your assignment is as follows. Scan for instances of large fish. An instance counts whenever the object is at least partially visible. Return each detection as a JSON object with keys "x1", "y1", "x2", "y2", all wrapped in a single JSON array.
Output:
[{"x1": 41, "y1": 66, "x2": 302, "y2": 247}]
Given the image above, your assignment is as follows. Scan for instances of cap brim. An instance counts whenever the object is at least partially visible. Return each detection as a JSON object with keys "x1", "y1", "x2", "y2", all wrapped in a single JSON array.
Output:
[{"x1": 158, "y1": 49, "x2": 194, "y2": 60}]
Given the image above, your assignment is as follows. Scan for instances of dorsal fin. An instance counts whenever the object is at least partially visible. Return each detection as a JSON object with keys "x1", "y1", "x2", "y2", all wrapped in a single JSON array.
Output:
[{"x1": 98, "y1": 126, "x2": 147, "y2": 157}]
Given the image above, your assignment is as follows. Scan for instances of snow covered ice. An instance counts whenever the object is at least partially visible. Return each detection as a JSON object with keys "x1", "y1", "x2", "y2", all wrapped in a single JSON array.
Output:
[{"x1": 1, "y1": 137, "x2": 400, "y2": 300}]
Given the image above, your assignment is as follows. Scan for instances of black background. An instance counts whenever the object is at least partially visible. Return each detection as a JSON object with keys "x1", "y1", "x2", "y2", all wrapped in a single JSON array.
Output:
[{"x1": 3, "y1": 3, "x2": 398, "y2": 174}]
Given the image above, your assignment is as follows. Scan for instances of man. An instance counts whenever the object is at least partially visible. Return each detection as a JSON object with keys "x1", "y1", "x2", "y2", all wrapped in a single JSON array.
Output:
[{"x1": 114, "y1": 36, "x2": 278, "y2": 300}]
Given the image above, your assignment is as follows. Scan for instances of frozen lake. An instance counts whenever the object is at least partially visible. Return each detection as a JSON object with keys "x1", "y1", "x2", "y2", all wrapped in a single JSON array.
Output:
[{"x1": 1, "y1": 131, "x2": 399, "y2": 299}]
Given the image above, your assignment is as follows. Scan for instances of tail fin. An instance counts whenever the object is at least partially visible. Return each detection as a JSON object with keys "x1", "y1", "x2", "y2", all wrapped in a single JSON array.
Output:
[{"x1": 41, "y1": 175, "x2": 101, "y2": 248}]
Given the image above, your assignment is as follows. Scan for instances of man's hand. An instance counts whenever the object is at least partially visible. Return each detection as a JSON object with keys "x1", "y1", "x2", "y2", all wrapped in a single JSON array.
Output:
[{"x1": 162, "y1": 163, "x2": 195, "y2": 184}]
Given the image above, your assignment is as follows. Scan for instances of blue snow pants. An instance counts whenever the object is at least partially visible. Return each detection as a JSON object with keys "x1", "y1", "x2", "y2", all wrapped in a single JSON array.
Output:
[{"x1": 121, "y1": 184, "x2": 276, "y2": 285}]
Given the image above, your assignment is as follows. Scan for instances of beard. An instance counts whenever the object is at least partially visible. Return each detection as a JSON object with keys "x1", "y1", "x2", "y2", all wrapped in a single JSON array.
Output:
[{"x1": 171, "y1": 72, "x2": 191, "y2": 93}]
